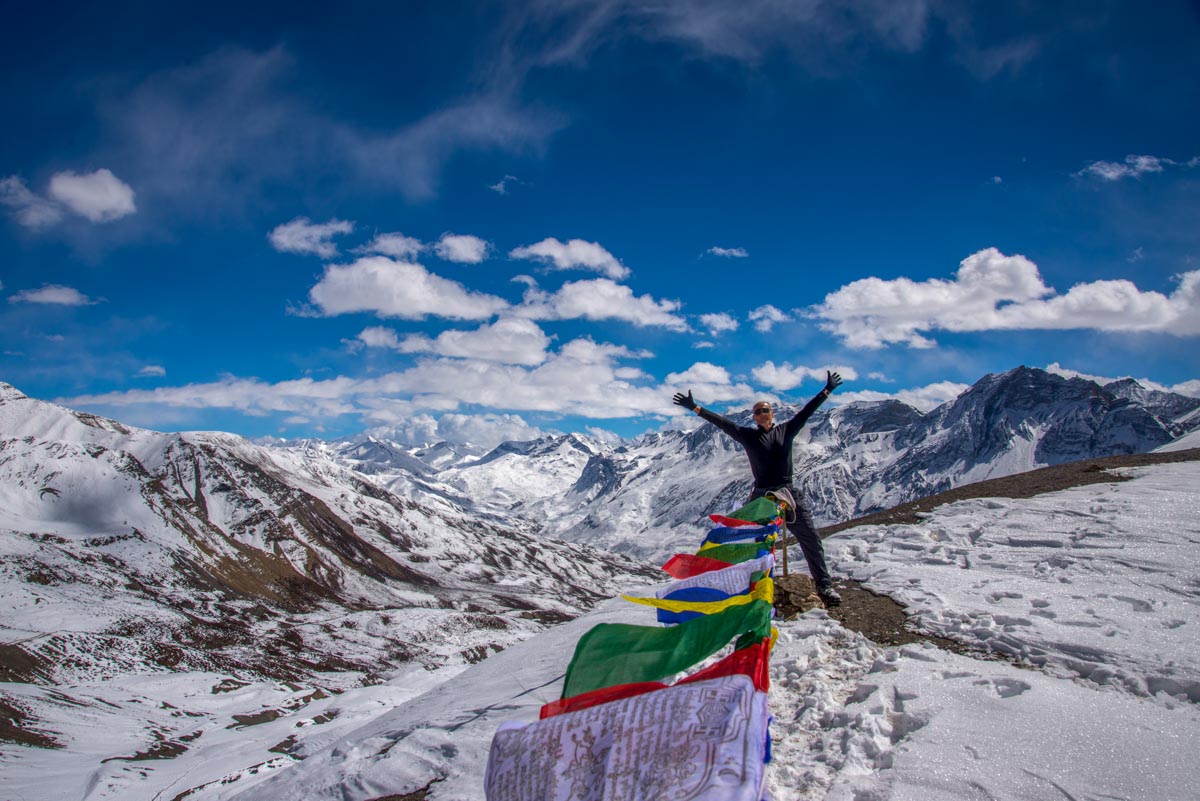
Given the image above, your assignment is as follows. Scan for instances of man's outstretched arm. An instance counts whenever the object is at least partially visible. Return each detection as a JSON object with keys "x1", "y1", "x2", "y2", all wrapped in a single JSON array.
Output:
[
  {"x1": 673, "y1": 389, "x2": 742, "y2": 439},
  {"x1": 786, "y1": 371, "x2": 843, "y2": 432}
]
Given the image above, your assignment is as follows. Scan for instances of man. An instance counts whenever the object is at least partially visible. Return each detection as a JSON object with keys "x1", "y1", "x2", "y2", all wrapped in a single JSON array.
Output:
[{"x1": 672, "y1": 371, "x2": 844, "y2": 606}]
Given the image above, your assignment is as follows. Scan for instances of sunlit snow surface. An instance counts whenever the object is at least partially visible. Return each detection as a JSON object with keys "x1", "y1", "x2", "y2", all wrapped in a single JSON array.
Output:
[{"x1": 4, "y1": 463, "x2": 1199, "y2": 800}]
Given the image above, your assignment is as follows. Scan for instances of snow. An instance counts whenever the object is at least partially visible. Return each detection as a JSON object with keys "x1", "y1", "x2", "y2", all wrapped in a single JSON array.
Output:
[
  {"x1": 1157, "y1": 427, "x2": 1200, "y2": 452},
  {"x1": 3, "y1": 445, "x2": 1199, "y2": 799}
]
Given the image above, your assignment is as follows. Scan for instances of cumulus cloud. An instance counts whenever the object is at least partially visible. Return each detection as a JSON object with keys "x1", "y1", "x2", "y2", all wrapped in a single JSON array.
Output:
[
  {"x1": 664, "y1": 362, "x2": 754, "y2": 406},
  {"x1": 706, "y1": 246, "x2": 749, "y2": 258},
  {"x1": 47, "y1": 169, "x2": 137, "y2": 222},
  {"x1": 309, "y1": 256, "x2": 509, "y2": 320},
  {"x1": 269, "y1": 217, "x2": 355, "y2": 258},
  {"x1": 1170, "y1": 380, "x2": 1200, "y2": 398},
  {"x1": 751, "y1": 361, "x2": 859, "y2": 391},
  {"x1": 699, "y1": 312, "x2": 738, "y2": 335},
  {"x1": 358, "y1": 232, "x2": 425, "y2": 260},
  {"x1": 748, "y1": 304, "x2": 789, "y2": 332},
  {"x1": 834, "y1": 381, "x2": 969, "y2": 412},
  {"x1": 509, "y1": 237, "x2": 630, "y2": 280},
  {"x1": 1076, "y1": 155, "x2": 1176, "y2": 181},
  {"x1": 812, "y1": 247, "x2": 1200, "y2": 348},
  {"x1": 516, "y1": 277, "x2": 688, "y2": 330},
  {"x1": 1045, "y1": 362, "x2": 1200, "y2": 398},
  {"x1": 8, "y1": 284, "x2": 98, "y2": 306},
  {"x1": 0, "y1": 176, "x2": 64, "y2": 228},
  {"x1": 355, "y1": 326, "x2": 403, "y2": 350},
  {"x1": 435, "y1": 233, "x2": 490, "y2": 263},
  {"x1": 360, "y1": 318, "x2": 551, "y2": 365}
]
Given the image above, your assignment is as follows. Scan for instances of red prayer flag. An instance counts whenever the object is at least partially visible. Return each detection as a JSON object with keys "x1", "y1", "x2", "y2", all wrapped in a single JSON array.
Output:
[
  {"x1": 661, "y1": 552, "x2": 740, "y2": 578},
  {"x1": 709, "y1": 513, "x2": 771, "y2": 528}
]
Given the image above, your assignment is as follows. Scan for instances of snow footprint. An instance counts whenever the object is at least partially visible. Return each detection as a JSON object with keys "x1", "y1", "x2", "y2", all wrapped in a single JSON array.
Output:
[{"x1": 973, "y1": 677, "x2": 1031, "y2": 699}]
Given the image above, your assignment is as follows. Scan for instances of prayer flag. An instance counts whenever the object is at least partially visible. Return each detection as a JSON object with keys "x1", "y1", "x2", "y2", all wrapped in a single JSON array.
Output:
[
  {"x1": 702, "y1": 522, "x2": 780, "y2": 546},
  {"x1": 657, "y1": 554, "x2": 775, "y2": 599},
  {"x1": 695, "y1": 540, "x2": 773, "y2": 563},
  {"x1": 724, "y1": 496, "x2": 782, "y2": 525},
  {"x1": 560, "y1": 600, "x2": 773, "y2": 698},
  {"x1": 661, "y1": 552, "x2": 737, "y2": 578},
  {"x1": 487, "y1": 675, "x2": 770, "y2": 801},
  {"x1": 540, "y1": 637, "x2": 772, "y2": 719},
  {"x1": 622, "y1": 578, "x2": 773, "y2": 616}
]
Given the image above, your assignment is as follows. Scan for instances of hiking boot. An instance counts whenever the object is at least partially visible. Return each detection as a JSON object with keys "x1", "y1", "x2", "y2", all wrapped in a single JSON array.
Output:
[{"x1": 817, "y1": 584, "x2": 842, "y2": 607}]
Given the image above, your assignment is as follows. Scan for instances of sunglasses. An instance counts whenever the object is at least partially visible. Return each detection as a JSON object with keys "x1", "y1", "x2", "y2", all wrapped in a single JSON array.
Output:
[{"x1": 753, "y1": 407, "x2": 772, "y2": 415}]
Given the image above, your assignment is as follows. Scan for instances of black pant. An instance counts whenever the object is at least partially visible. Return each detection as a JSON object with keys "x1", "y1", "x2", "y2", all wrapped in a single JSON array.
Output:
[{"x1": 750, "y1": 485, "x2": 833, "y2": 588}]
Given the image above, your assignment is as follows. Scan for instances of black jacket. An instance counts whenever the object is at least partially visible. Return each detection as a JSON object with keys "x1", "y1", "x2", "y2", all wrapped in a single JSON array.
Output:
[{"x1": 696, "y1": 389, "x2": 830, "y2": 490}]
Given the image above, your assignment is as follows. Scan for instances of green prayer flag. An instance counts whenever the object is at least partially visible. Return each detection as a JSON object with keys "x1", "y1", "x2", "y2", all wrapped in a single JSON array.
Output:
[
  {"x1": 697, "y1": 541, "x2": 772, "y2": 565},
  {"x1": 727, "y1": 497, "x2": 781, "y2": 524},
  {"x1": 561, "y1": 600, "x2": 773, "y2": 698}
]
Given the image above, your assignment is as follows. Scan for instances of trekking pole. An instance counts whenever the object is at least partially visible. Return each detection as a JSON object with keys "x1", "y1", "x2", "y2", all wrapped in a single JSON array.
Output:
[{"x1": 778, "y1": 501, "x2": 789, "y2": 578}]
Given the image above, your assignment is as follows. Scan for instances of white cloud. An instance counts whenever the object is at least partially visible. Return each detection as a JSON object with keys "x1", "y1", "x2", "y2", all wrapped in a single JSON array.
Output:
[
  {"x1": 509, "y1": 238, "x2": 630, "y2": 280},
  {"x1": 835, "y1": 381, "x2": 969, "y2": 412},
  {"x1": 67, "y1": 375, "x2": 364, "y2": 419},
  {"x1": 65, "y1": 339, "x2": 746, "y2": 426},
  {"x1": 667, "y1": 362, "x2": 733, "y2": 385},
  {"x1": 359, "y1": 232, "x2": 425, "y2": 260},
  {"x1": 1044, "y1": 363, "x2": 1200, "y2": 398},
  {"x1": 309, "y1": 256, "x2": 509, "y2": 320},
  {"x1": 1170, "y1": 380, "x2": 1200, "y2": 398},
  {"x1": 751, "y1": 361, "x2": 859, "y2": 391},
  {"x1": 269, "y1": 217, "x2": 355, "y2": 258},
  {"x1": 1077, "y1": 155, "x2": 1173, "y2": 181},
  {"x1": 699, "y1": 312, "x2": 738, "y2": 334},
  {"x1": 47, "y1": 169, "x2": 137, "y2": 222},
  {"x1": 136, "y1": 365, "x2": 167, "y2": 378},
  {"x1": 355, "y1": 326, "x2": 403, "y2": 350},
  {"x1": 488, "y1": 175, "x2": 520, "y2": 195},
  {"x1": 664, "y1": 361, "x2": 757, "y2": 410},
  {"x1": 706, "y1": 246, "x2": 749, "y2": 258},
  {"x1": 812, "y1": 247, "x2": 1200, "y2": 348},
  {"x1": 365, "y1": 411, "x2": 546, "y2": 450},
  {"x1": 435, "y1": 233, "x2": 490, "y2": 264},
  {"x1": 748, "y1": 304, "x2": 789, "y2": 332},
  {"x1": 0, "y1": 176, "x2": 64, "y2": 228},
  {"x1": 8, "y1": 284, "x2": 97, "y2": 306},
  {"x1": 517, "y1": 277, "x2": 688, "y2": 330},
  {"x1": 366, "y1": 318, "x2": 552, "y2": 366},
  {"x1": 1043, "y1": 363, "x2": 1120, "y2": 385}
]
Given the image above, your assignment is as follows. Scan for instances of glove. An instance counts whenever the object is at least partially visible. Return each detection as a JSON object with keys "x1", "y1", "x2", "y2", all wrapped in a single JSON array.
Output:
[
  {"x1": 672, "y1": 390, "x2": 698, "y2": 411},
  {"x1": 825, "y1": 371, "x2": 843, "y2": 393}
]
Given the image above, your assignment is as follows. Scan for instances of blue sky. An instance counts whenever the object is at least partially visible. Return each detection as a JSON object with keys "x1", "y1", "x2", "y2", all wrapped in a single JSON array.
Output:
[{"x1": 2, "y1": 1, "x2": 1198, "y2": 447}]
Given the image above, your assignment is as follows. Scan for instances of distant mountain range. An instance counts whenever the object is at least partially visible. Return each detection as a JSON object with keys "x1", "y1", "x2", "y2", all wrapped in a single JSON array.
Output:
[
  {"x1": 0, "y1": 382, "x2": 655, "y2": 692},
  {"x1": 3, "y1": 365, "x2": 1197, "y2": 688},
  {"x1": 3, "y1": 365, "x2": 1198, "y2": 772},
  {"x1": 308, "y1": 366, "x2": 1200, "y2": 563}
]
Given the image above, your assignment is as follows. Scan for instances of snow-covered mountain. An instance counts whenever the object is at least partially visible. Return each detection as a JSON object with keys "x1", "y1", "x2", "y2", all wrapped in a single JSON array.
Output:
[
  {"x1": 312, "y1": 367, "x2": 1199, "y2": 563},
  {"x1": 3, "y1": 370, "x2": 1199, "y2": 800},
  {"x1": 0, "y1": 381, "x2": 657, "y2": 790}
]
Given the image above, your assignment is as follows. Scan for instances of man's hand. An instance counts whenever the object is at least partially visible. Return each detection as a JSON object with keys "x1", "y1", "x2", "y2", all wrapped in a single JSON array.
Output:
[
  {"x1": 825, "y1": 371, "x2": 843, "y2": 393},
  {"x1": 672, "y1": 390, "x2": 698, "y2": 411}
]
